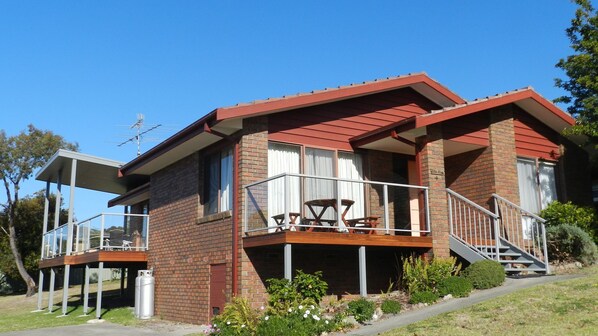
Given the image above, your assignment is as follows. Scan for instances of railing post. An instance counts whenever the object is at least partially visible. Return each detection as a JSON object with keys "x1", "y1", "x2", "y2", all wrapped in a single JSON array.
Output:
[
  {"x1": 424, "y1": 189, "x2": 431, "y2": 233},
  {"x1": 284, "y1": 174, "x2": 290, "y2": 229},
  {"x1": 336, "y1": 179, "x2": 343, "y2": 231},
  {"x1": 145, "y1": 216, "x2": 150, "y2": 250},
  {"x1": 244, "y1": 187, "x2": 249, "y2": 235},
  {"x1": 447, "y1": 193, "x2": 453, "y2": 235},
  {"x1": 383, "y1": 184, "x2": 390, "y2": 235},
  {"x1": 493, "y1": 217, "x2": 500, "y2": 262},
  {"x1": 542, "y1": 223, "x2": 550, "y2": 274},
  {"x1": 99, "y1": 214, "x2": 105, "y2": 250}
]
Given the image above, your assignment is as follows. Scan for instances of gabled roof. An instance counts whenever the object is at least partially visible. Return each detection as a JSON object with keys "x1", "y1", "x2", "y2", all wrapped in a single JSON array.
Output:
[
  {"x1": 120, "y1": 73, "x2": 465, "y2": 176},
  {"x1": 417, "y1": 87, "x2": 574, "y2": 130},
  {"x1": 215, "y1": 72, "x2": 465, "y2": 121},
  {"x1": 351, "y1": 87, "x2": 575, "y2": 148}
]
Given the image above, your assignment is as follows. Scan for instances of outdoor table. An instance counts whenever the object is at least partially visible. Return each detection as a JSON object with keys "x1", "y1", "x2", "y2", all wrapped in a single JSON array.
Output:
[{"x1": 304, "y1": 198, "x2": 354, "y2": 232}]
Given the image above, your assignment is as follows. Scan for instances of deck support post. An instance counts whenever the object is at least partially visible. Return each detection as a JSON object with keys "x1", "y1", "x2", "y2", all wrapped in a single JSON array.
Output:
[
  {"x1": 120, "y1": 267, "x2": 126, "y2": 296},
  {"x1": 60, "y1": 265, "x2": 71, "y2": 316},
  {"x1": 358, "y1": 246, "x2": 367, "y2": 297},
  {"x1": 47, "y1": 268, "x2": 55, "y2": 313},
  {"x1": 36, "y1": 181, "x2": 51, "y2": 312},
  {"x1": 34, "y1": 270, "x2": 44, "y2": 311},
  {"x1": 96, "y1": 262, "x2": 104, "y2": 319},
  {"x1": 83, "y1": 264, "x2": 90, "y2": 315},
  {"x1": 284, "y1": 244, "x2": 292, "y2": 280}
]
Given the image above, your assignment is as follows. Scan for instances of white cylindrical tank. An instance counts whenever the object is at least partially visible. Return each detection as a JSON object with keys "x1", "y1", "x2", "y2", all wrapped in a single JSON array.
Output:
[{"x1": 135, "y1": 270, "x2": 154, "y2": 319}]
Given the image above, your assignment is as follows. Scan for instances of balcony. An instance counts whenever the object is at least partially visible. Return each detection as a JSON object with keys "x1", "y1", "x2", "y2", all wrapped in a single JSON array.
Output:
[
  {"x1": 40, "y1": 213, "x2": 149, "y2": 268},
  {"x1": 243, "y1": 173, "x2": 433, "y2": 248}
]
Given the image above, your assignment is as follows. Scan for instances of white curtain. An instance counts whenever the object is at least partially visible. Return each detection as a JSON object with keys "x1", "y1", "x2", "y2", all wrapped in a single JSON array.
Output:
[
  {"x1": 268, "y1": 143, "x2": 301, "y2": 228},
  {"x1": 338, "y1": 152, "x2": 365, "y2": 220},
  {"x1": 220, "y1": 148, "x2": 233, "y2": 212},
  {"x1": 517, "y1": 159, "x2": 540, "y2": 214},
  {"x1": 305, "y1": 148, "x2": 335, "y2": 219},
  {"x1": 538, "y1": 163, "x2": 557, "y2": 209}
]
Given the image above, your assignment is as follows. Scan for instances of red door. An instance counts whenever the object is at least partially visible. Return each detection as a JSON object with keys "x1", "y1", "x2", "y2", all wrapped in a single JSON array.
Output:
[{"x1": 210, "y1": 264, "x2": 226, "y2": 319}]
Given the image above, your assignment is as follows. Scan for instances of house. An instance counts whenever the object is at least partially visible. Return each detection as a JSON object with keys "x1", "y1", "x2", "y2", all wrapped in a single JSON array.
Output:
[{"x1": 35, "y1": 73, "x2": 591, "y2": 324}]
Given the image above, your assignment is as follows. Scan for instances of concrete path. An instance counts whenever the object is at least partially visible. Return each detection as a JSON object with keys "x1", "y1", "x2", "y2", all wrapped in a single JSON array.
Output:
[
  {"x1": 0, "y1": 320, "x2": 207, "y2": 336},
  {"x1": 342, "y1": 273, "x2": 583, "y2": 335}
]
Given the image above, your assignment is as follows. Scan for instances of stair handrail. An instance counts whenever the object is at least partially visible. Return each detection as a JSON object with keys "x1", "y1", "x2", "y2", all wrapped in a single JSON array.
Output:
[
  {"x1": 446, "y1": 189, "x2": 501, "y2": 261},
  {"x1": 492, "y1": 193, "x2": 550, "y2": 274}
]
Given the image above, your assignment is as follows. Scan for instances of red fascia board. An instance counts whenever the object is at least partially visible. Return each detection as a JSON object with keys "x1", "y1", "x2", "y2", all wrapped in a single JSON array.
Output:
[
  {"x1": 215, "y1": 74, "x2": 465, "y2": 121},
  {"x1": 119, "y1": 111, "x2": 217, "y2": 176},
  {"x1": 415, "y1": 90, "x2": 574, "y2": 129}
]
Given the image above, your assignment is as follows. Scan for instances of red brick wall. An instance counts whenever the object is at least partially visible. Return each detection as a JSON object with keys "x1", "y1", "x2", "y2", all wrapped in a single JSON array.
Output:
[
  {"x1": 445, "y1": 148, "x2": 494, "y2": 209},
  {"x1": 238, "y1": 116, "x2": 270, "y2": 308},
  {"x1": 417, "y1": 124, "x2": 449, "y2": 257},
  {"x1": 148, "y1": 153, "x2": 232, "y2": 324},
  {"x1": 490, "y1": 106, "x2": 520, "y2": 205}
]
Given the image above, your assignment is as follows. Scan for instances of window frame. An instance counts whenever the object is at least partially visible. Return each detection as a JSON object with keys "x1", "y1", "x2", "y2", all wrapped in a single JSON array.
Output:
[{"x1": 204, "y1": 146, "x2": 234, "y2": 216}]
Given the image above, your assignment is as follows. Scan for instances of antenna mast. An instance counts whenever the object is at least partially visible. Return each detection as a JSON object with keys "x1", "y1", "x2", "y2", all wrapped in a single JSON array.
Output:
[{"x1": 118, "y1": 114, "x2": 162, "y2": 156}]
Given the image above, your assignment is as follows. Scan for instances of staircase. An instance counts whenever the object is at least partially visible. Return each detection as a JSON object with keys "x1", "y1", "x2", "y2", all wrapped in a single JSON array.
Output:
[{"x1": 447, "y1": 189, "x2": 549, "y2": 274}]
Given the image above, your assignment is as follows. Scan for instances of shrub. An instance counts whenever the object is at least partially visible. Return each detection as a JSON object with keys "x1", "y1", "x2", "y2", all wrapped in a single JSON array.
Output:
[
  {"x1": 539, "y1": 201, "x2": 598, "y2": 243},
  {"x1": 546, "y1": 224, "x2": 598, "y2": 265},
  {"x1": 293, "y1": 270, "x2": 328, "y2": 304},
  {"x1": 257, "y1": 305, "x2": 338, "y2": 336},
  {"x1": 402, "y1": 256, "x2": 461, "y2": 294},
  {"x1": 437, "y1": 276, "x2": 473, "y2": 298},
  {"x1": 380, "y1": 299, "x2": 402, "y2": 314},
  {"x1": 211, "y1": 297, "x2": 260, "y2": 336},
  {"x1": 409, "y1": 290, "x2": 439, "y2": 304},
  {"x1": 347, "y1": 298, "x2": 376, "y2": 323},
  {"x1": 462, "y1": 260, "x2": 505, "y2": 289}
]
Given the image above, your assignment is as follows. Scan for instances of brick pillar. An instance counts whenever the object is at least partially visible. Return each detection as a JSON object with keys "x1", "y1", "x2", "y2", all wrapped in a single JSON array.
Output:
[
  {"x1": 238, "y1": 116, "x2": 270, "y2": 308},
  {"x1": 488, "y1": 106, "x2": 520, "y2": 205},
  {"x1": 416, "y1": 124, "x2": 449, "y2": 258}
]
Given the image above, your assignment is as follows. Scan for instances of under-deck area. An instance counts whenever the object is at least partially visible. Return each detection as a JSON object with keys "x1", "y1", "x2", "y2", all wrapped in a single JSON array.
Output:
[{"x1": 244, "y1": 244, "x2": 430, "y2": 297}]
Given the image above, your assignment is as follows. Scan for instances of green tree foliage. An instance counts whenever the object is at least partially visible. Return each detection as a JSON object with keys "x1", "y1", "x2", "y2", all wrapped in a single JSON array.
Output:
[
  {"x1": 0, "y1": 192, "x2": 67, "y2": 292},
  {"x1": 0, "y1": 125, "x2": 77, "y2": 296},
  {"x1": 555, "y1": 0, "x2": 598, "y2": 140},
  {"x1": 539, "y1": 201, "x2": 598, "y2": 243}
]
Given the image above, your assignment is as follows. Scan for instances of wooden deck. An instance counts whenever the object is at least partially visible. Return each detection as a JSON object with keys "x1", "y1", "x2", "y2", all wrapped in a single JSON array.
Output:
[
  {"x1": 39, "y1": 250, "x2": 147, "y2": 269},
  {"x1": 243, "y1": 231, "x2": 433, "y2": 248}
]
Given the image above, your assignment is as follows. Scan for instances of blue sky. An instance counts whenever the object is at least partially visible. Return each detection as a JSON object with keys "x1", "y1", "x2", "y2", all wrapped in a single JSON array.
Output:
[{"x1": 0, "y1": 1, "x2": 580, "y2": 220}]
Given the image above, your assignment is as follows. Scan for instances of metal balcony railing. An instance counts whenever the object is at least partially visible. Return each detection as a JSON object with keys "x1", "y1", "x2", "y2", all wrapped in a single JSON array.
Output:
[
  {"x1": 244, "y1": 173, "x2": 430, "y2": 236},
  {"x1": 41, "y1": 213, "x2": 149, "y2": 259}
]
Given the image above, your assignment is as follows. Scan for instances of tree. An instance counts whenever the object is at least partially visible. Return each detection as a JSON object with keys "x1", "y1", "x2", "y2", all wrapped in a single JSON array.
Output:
[
  {"x1": 0, "y1": 192, "x2": 68, "y2": 292},
  {"x1": 0, "y1": 125, "x2": 77, "y2": 296},
  {"x1": 555, "y1": 0, "x2": 598, "y2": 142}
]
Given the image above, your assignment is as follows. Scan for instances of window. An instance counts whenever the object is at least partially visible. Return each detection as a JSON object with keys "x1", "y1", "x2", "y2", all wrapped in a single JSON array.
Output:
[
  {"x1": 267, "y1": 142, "x2": 364, "y2": 224},
  {"x1": 517, "y1": 158, "x2": 557, "y2": 213},
  {"x1": 206, "y1": 147, "x2": 233, "y2": 215}
]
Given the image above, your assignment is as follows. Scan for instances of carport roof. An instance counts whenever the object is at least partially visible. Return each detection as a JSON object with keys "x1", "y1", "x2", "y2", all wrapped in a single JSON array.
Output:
[{"x1": 35, "y1": 149, "x2": 139, "y2": 195}]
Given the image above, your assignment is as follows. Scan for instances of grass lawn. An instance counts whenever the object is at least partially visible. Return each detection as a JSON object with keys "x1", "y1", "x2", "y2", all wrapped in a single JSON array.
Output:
[
  {"x1": 0, "y1": 280, "x2": 140, "y2": 333},
  {"x1": 382, "y1": 265, "x2": 598, "y2": 336}
]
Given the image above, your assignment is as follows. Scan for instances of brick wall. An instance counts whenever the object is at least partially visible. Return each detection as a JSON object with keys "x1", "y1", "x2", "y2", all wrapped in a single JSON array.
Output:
[
  {"x1": 238, "y1": 116, "x2": 270, "y2": 308},
  {"x1": 149, "y1": 153, "x2": 232, "y2": 324},
  {"x1": 417, "y1": 124, "x2": 449, "y2": 257},
  {"x1": 489, "y1": 106, "x2": 520, "y2": 205},
  {"x1": 445, "y1": 148, "x2": 494, "y2": 209}
]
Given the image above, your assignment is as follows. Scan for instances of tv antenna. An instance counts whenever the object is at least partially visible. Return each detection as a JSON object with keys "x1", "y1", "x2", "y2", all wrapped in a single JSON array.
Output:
[{"x1": 118, "y1": 114, "x2": 162, "y2": 156}]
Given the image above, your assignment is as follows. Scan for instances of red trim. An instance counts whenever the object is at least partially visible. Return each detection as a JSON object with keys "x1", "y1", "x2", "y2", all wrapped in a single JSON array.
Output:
[
  {"x1": 416, "y1": 90, "x2": 574, "y2": 128},
  {"x1": 350, "y1": 118, "x2": 416, "y2": 148},
  {"x1": 215, "y1": 74, "x2": 465, "y2": 121}
]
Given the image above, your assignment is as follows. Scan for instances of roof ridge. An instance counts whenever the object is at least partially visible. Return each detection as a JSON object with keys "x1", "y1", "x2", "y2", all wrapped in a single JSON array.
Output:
[{"x1": 226, "y1": 72, "x2": 429, "y2": 109}]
